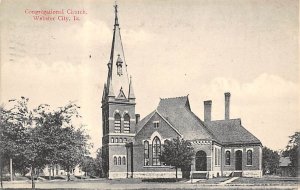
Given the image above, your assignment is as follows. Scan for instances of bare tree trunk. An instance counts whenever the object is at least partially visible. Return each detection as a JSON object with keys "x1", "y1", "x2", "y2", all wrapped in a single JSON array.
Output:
[
  {"x1": 31, "y1": 166, "x2": 35, "y2": 190},
  {"x1": 0, "y1": 156, "x2": 3, "y2": 189},
  {"x1": 49, "y1": 165, "x2": 51, "y2": 180},
  {"x1": 10, "y1": 158, "x2": 13, "y2": 181},
  {"x1": 67, "y1": 172, "x2": 70, "y2": 181},
  {"x1": 175, "y1": 166, "x2": 178, "y2": 179}
]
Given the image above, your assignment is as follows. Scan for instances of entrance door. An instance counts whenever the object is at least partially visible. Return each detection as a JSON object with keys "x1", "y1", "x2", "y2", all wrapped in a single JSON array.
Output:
[
  {"x1": 195, "y1": 151, "x2": 207, "y2": 171},
  {"x1": 235, "y1": 150, "x2": 242, "y2": 170}
]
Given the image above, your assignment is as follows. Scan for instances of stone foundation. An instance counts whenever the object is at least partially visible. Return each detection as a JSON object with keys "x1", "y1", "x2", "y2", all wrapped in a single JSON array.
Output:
[
  {"x1": 133, "y1": 171, "x2": 182, "y2": 178},
  {"x1": 109, "y1": 172, "x2": 127, "y2": 179},
  {"x1": 242, "y1": 170, "x2": 262, "y2": 178},
  {"x1": 223, "y1": 170, "x2": 262, "y2": 178}
]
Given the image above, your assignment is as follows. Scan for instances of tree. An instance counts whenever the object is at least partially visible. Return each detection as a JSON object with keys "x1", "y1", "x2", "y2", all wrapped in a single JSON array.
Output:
[
  {"x1": 262, "y1": 146, "x2": 280, "y2": 175},
  {"x1": 33, "y1": 102, "x2": 91, "y2": 181},
  {"x1": 282, "y1": 131, "x2": 299, "y2": 177},
  {"x1": 94, "y1": 148, "x2": 104, "y2": 177},
  {"x1": 80, "y1": 156, "x2": 94, "y2": 177},
  {"x1": 0, "y1": 99, "x2": 31, "y2": 186},
  {"x1": 55, "y1": 126, "x2": 91, "y2": 181},
  {"x1": 1, "y1": 97, "x2": 91, "y2": 189},
  {"x1": 160, "y1": 137, "x2": 195, "y2": 179}
]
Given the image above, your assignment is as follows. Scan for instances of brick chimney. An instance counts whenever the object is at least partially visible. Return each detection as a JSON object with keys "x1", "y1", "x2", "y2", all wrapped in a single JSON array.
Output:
[
  {"x1": 135, "y1": 114, "x2": 140, "y2": 124},
  {"x1": 204, "y1": 100, "x2": 212, "y2": 122},
  {"x1": 225, "y1": 92, "x2": 231, "y2": 120}
]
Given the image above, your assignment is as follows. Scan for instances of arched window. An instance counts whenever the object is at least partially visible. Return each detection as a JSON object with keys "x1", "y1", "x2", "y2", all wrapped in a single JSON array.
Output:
[
  {"x1": 144, "y1": 141, "x2": 149, "y2": 166},
  {"x1": 118, "y1": 156, "x2": 121, "y2": 165},
  {"x1": 225, "y1": 151, "x2": 231, "y2": 165},
  {"x1": 247, "y1": 150, "x2": 252, "y2": 165},
  {"x1": 120, "y1": 138, "x2": 123, "y2": 143},
  {"x1": 115, "y1": 138, "x2": 118, "y2": 143},
  {"x1": 114, "y1": 157, "x2": 117, "y2": 165},
  {"x1": 152, "y1": 137, "x2": 161, "y2": 166},
  {"x1": 122, "y1": 156, "x2": 126, "y2": 165},
  {"x1": 114, "y1": 113, "x2": 121, "y2": 133},
  {"x1": 124, "y1": 114, "x2": 130, "y2": 133},
  {"x1": 124, "y1": 138, "x2": 127, "y2": 142},
  {"x1": 111, "y1": 138, "x2": 114, "y2": 143}
]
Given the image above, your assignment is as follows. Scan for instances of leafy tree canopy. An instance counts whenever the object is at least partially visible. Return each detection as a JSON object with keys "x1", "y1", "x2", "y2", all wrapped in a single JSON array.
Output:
[
  {"x1": 160, "y1": 137, "x2": 194, "y2": 179},
  {"x1": 282, "y1": 131, "x2": 299, "y2": 176},
  {"x1": 262, "y1": 146, "x2": 280, "y2": 175}
]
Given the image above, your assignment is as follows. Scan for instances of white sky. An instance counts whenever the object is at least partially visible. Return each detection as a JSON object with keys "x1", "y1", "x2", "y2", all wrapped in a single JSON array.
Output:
[{"x1": 0, "y1": 0, "x2": 299, "y2": 156}]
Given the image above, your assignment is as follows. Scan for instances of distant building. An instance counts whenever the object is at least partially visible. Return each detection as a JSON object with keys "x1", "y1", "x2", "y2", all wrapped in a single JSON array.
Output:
[
  {"x1": 278, "y1": 157, "x2": 293, "y2": 177},
  {"x1": 29, "y1": 165, "x2": 84, "y2": 178},
  {"x1": 101, "y1": 4, "x2": 262, "y2": 179}
]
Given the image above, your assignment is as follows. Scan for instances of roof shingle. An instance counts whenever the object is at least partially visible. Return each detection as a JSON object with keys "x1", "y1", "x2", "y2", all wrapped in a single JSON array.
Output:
[
  {"x1": 205, "y1": 119, "x2": 261, "y2": 144},
  {"x1": 156, "y1": 96, "x2": 214, "y2": 140}
]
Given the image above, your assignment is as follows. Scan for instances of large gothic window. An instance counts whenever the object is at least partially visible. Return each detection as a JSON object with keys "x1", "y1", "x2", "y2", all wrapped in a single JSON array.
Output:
[
  {"x1": 225, "y1": 151, "x2": 231, "y2": 165},
  {"x1": 114, "y1": 113, "x2": 121, "y2": 133},
  {"x1": 124, "y1": 114, "x2": 130, "y2": 133},
  {"x1": 152, "y1": 137, "x2": 161, "y2": 166},
  {"x1": 144, "y1": 141, "x2": 149, "y2": 166},
  {"x1": 247, "y1": 150, "x2": 253, "y2": 165}
]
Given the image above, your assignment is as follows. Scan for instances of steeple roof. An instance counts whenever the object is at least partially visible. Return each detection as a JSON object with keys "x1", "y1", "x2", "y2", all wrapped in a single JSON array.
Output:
[
  {"x1": 128, "y1": 76, "x2": 135, "y2": 99},
  {"x1": 106, "y1": 3, "x2": 131, "y2": 99}
]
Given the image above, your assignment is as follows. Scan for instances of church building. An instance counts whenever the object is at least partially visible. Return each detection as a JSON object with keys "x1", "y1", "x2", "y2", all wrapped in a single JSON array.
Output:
[{"x1": 101, "y1": 4, "x2": 262, "y2": 179}]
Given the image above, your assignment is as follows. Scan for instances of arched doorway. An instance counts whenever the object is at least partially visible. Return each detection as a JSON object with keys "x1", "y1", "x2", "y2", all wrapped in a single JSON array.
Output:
[
  {"x1": 195, "y1": 151, "x2": 207, "y2": 171},
  {"x1": 235, "y1": 150, "x2": 242, "y2": 170}
]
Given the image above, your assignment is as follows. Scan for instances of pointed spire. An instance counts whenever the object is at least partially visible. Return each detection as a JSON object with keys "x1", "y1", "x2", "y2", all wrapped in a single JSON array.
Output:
[
  {"x1": 107, "y1": 78, "x2": 115, "y2": 97},
  {"x1": 105, "y1": 2, "x2": 131, "y2": 100},
  {"x1": 128, "y1": 76, "x2": 135, "y2": 99},
  {"x1": 114, "y1": 1, "x2": 119, "y2": 26}
]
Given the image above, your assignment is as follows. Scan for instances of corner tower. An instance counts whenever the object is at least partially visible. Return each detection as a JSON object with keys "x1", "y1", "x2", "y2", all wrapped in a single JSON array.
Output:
[{"x1": 101, "y1": 3, "x2": 136, "y2": 179}]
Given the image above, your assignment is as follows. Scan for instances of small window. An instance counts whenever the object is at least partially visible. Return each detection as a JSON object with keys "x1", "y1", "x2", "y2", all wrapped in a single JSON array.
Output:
[
  {"x1": 218, "y1": 149, "x2": 221, "y2": 165},
  {"x1": 215, "y1": 148, "x2": 217, "y2": 165},
  {"x1": 153, "y1": 121, "x2": 159, "y2": 128},
  {"x1": 114, "y1": 113, "x2": 121, "y2": 133},
  {"x1": 122, "y1": 156, "x2": 126, "y2": 165},
  {"x1": 225, "y1": 151, "x2": 230, "y2": 165},
  {"x1": 247, "y1": 150, "x2": 253, "y2": 165},
  {"x1": 120, "y1": 138, "x2": 123, "y2": 143},
  {"x1": 144, "y1": 141, "x2": 149, "y2": 166},
  {"x1": 118, "y1": 157, "x2": 121, "y2": 165},
  {"x1": 114, "y1": 157, "x2": 117, "y2": 165},
  {"x1": 111, "y1": 138, "x2": 114, "y2": 143},
  {"x1": 124, "y1": 114, "x2": 130, "y2": 133},
  {"x1": 124, "y1": 138, "x2": 127, "y2": 142},
  {"x1": 215, "y1": 148, "x2": 221, "y2": 166}
]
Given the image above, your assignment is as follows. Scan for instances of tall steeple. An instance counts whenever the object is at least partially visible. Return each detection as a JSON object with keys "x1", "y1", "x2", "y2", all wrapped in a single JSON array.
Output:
[
  {"x1": 105, "y1": 2, "x2": 131, "y2": 100},
  {"x1": 101, "y1": 3, "x2": 137, "y2": 178}
]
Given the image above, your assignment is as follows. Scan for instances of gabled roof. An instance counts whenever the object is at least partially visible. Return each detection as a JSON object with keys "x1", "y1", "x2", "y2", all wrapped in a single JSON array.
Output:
[
  {"x1": 135, "y1": 96, "x2": 261, "y2": 145},
  {"x1": 156, "y1": 96, "x2": 214, "y2": 140},
  {"x1": 135, "y1": 111, "x2": 156, "y2": 133},
  {"x1": 205, "y1": 119, "x2": 261, "y2": 145}
]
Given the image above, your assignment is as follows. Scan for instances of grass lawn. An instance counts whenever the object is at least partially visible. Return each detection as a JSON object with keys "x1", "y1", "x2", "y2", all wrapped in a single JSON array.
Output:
[{"x1": 231, "y1": 176, "x2": 299, "y2": 186}]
